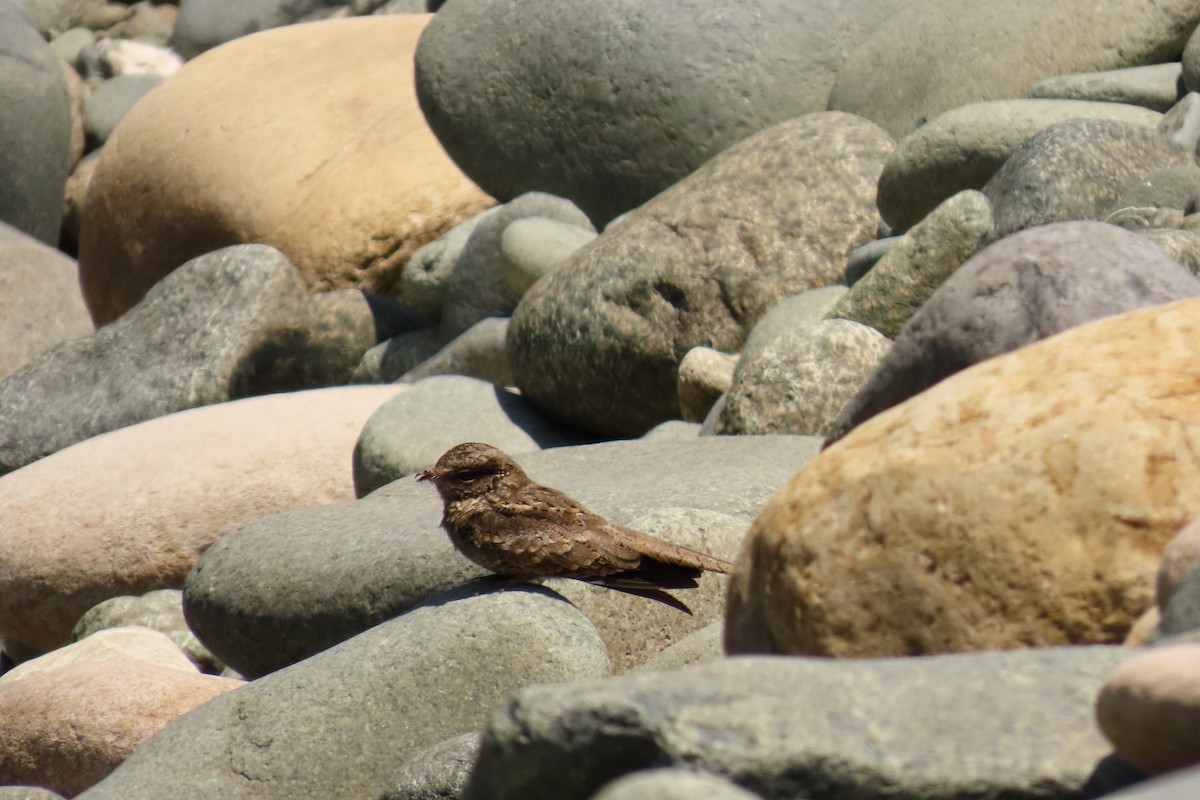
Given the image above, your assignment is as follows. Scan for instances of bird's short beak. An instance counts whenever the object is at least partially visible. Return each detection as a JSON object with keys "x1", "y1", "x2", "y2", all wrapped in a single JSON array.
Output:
[{"x1": 416, "y1": 469, "x2": 434, "y2": 482}]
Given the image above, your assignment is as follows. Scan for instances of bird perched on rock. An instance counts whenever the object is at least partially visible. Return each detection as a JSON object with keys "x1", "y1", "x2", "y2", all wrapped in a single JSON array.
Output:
[{"x1": 418, "y1": 442, "x2": 733, "y2": 613}]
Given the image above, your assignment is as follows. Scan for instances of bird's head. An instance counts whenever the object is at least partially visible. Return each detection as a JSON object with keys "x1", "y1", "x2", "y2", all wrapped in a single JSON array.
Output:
[{"x1": 417, "y1": 442, "x2": 526, "y2": 503}]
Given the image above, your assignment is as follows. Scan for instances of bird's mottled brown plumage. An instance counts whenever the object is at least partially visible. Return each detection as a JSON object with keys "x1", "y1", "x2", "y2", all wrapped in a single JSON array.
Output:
[{"x1": 417, "y1": 442, "x2": 733, "y2": 613}]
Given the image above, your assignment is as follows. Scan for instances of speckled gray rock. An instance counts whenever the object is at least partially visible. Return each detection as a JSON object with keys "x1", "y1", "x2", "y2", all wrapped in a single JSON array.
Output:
[
  {"x1": 72, "y1": 590, "x2": 221, "y2": 674},
  {"x1": 399, "y1": 317, "x2": 513, "y2": 387},
  {"x1": 439, "y1": 193, "x2": 592, "y2": 342},
  {"x1": 593, "y1": 770, "x2": 764, "y2": 800},
  {"x1": 415, "y1": 0, "x2": 904, "y2": 226},
  {"x1": 876, "y1": 99, "x2": 1162, "y2": 233},
  {"x1": 464, "y1": 647, "x2": 1136, "y2": 800},
  {"x1": 501, "y1": 217, "x2": 598, "y2": 296},
  {"x1": 1106, "y1": 767, "x2": 1200, "y2": 799},
  {"x1": 0, "y1": 2, "x2": 72, "y2": 245},
  {"x1": 828, "y1": 0, "x2": 1200, "y2": 138},
  {"x1": 381, "y1": 732, "x2": 481, "y2": 800},
  {"x1": 0, "y1": 221, "x2": 92, "y2": 380},
  {"x1": 636, "y1": 622, "x2": 723, "y2": 673},
  {"x1": 401, "y1": 210, "x2": 493, "y2": 320},
  {"x1": 548, "y1": 508, "x2": 744, "y2": 674},
  {"x1": 83, "y1": 586, "x2": 609, "y2": 800},
  {"x1": 508, "y1": 113, "x2": 893, "y2": 436},
  {"x1": 677, "y1": 347, "x2": 737, "y2": 423},
  {"x1": 351, "y1": 375, "x2": 585, "y2": 497},
  {"x1": 171, "y1": 0, "x2": 345, "y2": 59},
  {"x1": 737, "y1": 286, "x2": 849, "y2": 368},
  {"x1": 825, "y1": 221, "x2": 1200, "y2": 446},
  {"x1": 713, "y1": 320, "x2": 890, "y2": 437},
  {"x1": 0, "y1": 787, "x2": 65, "y2": 800},
  {"x1": 1031, "y1": 63, "x2": 1183, "y2": 112},
  {"x1": 352, "y1": 327, "x2": 440, "y2": 383},
  {"x1": 1115, "y1": 164, "x2": 1200, "y2": 210},
  {"x1": 82, "y1": 74, "x2": 163, "y2": 146},
  {"x1": 185, "y1": 436, "x2": 820, "y2": 678},
  {"x1": 1137, "y1": 227, "x2": 1200, "y2": 275},
  {"x1": 829, "y1": 191, "x2": 994, "y2": 338},
  {"x1": 983, "y1": 118, "x2": 1195, "y2": 238}
]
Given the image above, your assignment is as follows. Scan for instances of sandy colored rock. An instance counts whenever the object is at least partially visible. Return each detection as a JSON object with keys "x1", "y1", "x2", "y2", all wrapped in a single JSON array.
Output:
[
  {"x1": 0, "y1": 661, "x2": 241, "y2": 796},
  {"x1": 1159, "y1": 518, "x2": 1200, "y2": 607},
  {"x1": 0, "y1": 627, "x2": 194, "y2": 686},
  {"x1": 1097, "y1": 644, "x2": 1200, "y2": 775},
  {"x1": 1124, "y1": 606, "x2": 1161, "y2": 647},
  {"x1": 727, "y1": 298, "x2": 1200, "y2": 657},
  {"x1": 0, "y1": 385, "x2": 402, "y2": 653},
  {"x1": 78, "y1": 15, "x2": 492, "y2": 325}
]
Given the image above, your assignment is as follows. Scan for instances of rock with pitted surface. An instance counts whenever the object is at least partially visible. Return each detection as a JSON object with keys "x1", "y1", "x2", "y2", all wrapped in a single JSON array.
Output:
[
  {"x1": 730, "y1": 297, "x2": 1200, "y2": 658},
  {"x1": 825, "y1": 221, "x2": 1200, "y2": 446},
  {"x1": 508, "y1": 113, "x2": 892, "y2": 436}
]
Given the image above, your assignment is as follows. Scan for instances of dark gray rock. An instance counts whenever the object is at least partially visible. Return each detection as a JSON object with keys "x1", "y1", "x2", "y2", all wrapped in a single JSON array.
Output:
[
  {"x1": 0, "y1": 1, "x2": 72, "y2": 245},
  {"x1": 414, "y1": 0, "x2": 904, "y2": 226},
  {"x1": 171, "y1": 0, "x2": 344, "y2": 59},
  {"x1": 381, "y1": 732, "x2": 481, "y2": 800},
  {"x1": 508, "y1": 113, "x2": 893, "y2": 436},
  {"x1": 352, "y1": 327, "x2": 440, "y2": 383},
  {"x1": 844, "y1": 237, "x2": 897, "y2": 285},
  {"x1": 401, "y1": 209, "x2": 494, "y2": 320},
  {"x1": 464, "y1": 647, "x2": 1137, "y2": 800},
  {"x1": 828, "y1": 0, "x2": 1200, "y2": 138},
  {"x1": 83, "y1": 586, "x2": 609, "y2": 800},
  {"x1": 72, "y1": 589, "x2": 222, "y2": 674},
  {"x1": 0, "y1": 221, "x2": 92, "y2": 380},
  {"x1": 439, "y1": 193, "x2": 592, "y2": 342},
  {"x1": 1031, "y1": 63, "x2": 1183, "y2": 113},
  {"x1": 0, "y1": 245, "x2": 415, "y2": 476},
  {"x1": 1106, "y1": 767, "x2": 1200, "y2": 799},
  {"x1": 400, "y1": 317, "x2": 513, "y2": 387},
  {"x1": 185, "y1": 436, "x2": 820, "y2": 678},
  {"x1": 351, "y1": 374, "x2": 585, "y2": 496},
  {"x1": 983, "y1": 118, "x2": 1195, "y2": 238},
  {"x1": 1153, "y1": 557, "x2": 1200, "y2": 640},
  {"x1": 713, "y1": 320, "x2": 890, "y2": 437},
  {"x1": 82, "y1": 74, "x2": 163, "y2": 146},
  {"x1": 825, "y1": 221, "x2": 1200, "y2": 446},
  {"x1": 593, "y1": 770, "x2": 764, "y2": 800},
  {"x1": 876, "y1": 100, "x2": 1161, "y2": 234}
]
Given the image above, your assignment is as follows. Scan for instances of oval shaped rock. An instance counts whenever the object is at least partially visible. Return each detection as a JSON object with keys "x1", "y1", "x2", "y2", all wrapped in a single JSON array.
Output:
[
  {"x1": 79, "y1": 15, "x2": 492, "y2": 325},
  {"x1": 508, "y1": 112, "x2": 893, "y2": 436},
  {"x1": 729, "y1": 297, "x2": 1200, "y2": 657}
]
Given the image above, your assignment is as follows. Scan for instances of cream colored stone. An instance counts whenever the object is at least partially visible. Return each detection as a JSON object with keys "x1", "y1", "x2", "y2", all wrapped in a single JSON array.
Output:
[
  {"x1": 0, "y1": 627, "x2": 194, "y2": 686},
  {"x1": 0, "y1": 385, "x2": 403, "y2": 652},
  {"x1": 1123, "y1": 606, "x2": 1161, "y2": 647},
  {"x1": 78, "y1": 16, "x2": 493, "y2": 325},
  {"x1": 1097, "y1": 644, "x2": 1200, "y2": 775},
  {"x1": 1158, "y1": 518, "x2": 1200, "y2": 607},
  {"x1": 677, "y1": 347, "x2": 736, "y2": 423},
  {"x1": 0, "y1": 661, "x2": 241, "y2": 795},
  {"x1": 727, "y1": 298, "x2": 1200, "y2": 657}
]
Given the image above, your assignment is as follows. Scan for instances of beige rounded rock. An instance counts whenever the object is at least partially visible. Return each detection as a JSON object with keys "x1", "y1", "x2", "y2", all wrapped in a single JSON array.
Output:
[
  {"x1": 78, "y1": 15, "x2": 493, "y2": 325},
  {"x1": 1123, "y1": 606, "x2": 1161, "y2": 647},
  {"x1": 0, "y1": 627, "x2": 194, "y2": 686},
  {"x1": 0, "y1": 661, "x2": 241, "y2": 795},
  {"x1": 727, "y1": 297, "x2": 1200, "y2": 657},
  {"x1": 0, "y1": 385, "x2": 403, "y2": 652},
  {"x1": 1097, "y1": 644, "x2": 1200, "y2": 775},
  {"x1": 1158, "y1": 518, "x2": 1200, "y2": 607}
]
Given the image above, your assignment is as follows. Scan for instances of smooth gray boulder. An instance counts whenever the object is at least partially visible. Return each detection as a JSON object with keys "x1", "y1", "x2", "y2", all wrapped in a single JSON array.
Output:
[
  {"x1": 82, "y1": 74, "x2": 163, "y2": 146},
  {"x1": 82, "y1": 586, "x2": 610, "y2": 800},
  {"x1": 414, "y1": 0, "x2": 905, "y2": 225},
  {"x1": 172, "y1": 0, "x2": 345, "y2": 59},
  {"x1": 593, "y1": 770, "x2": 764, "y2": 800},
  {"x1": 508, "y1": 113, "x2": 892, "y2": 436},
  {"x1": 1031, "y1": 63, "x2": 1183, "y2": 112},
  {"x1": 464, "y1": 647, "x2": 1139, "y2": 800},
  {"x1": 736, "y1": 286, "x2": 848, "y2": 367},
  {"x1": 825, "y1": 221, "x2": 1200, "y2": 446}
]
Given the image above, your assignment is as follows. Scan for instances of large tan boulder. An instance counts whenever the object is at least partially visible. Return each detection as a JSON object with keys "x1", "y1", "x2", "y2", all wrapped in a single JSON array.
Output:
[
  {"x1": 726, "y1": 298, "x2": 1200, "y2": 657},
  {"x1": 78, "y1": 15, "x2": 493, "y2": 326},
  {"x1": 0, "y1": 661, "x2": 241, "y2": 796},
  {"x1": 0, "y1": 385, "x2": 403, "y2": 653}
]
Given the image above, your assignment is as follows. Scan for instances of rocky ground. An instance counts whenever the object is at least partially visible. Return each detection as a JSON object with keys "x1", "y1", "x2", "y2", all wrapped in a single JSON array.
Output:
[{"x1": 3, "y1": 0, "x2": 1200, "y2": 798}]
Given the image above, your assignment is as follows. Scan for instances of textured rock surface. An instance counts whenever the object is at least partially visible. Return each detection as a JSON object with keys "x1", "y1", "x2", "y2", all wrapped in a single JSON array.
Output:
[
  {"x1": 1098, "y1": 645, "x2": 1200, "y2": 775},
  {"x1": 637, "y1": 622, "x2": 724, "y2": 673},
  {"x1": 82, "y1": 587, "x2": 609, "y2": 800},
  {"x1": 877, "y1": 99, "x2": 1160, "y2": 233},
  {"x1": 186, "y1": 436, "x2": 820, "y2": 677},
  {"x1": 508, "y1": 113, "x2": 892, "y2": 436},
  {"x1": 380, "y1": 732, "x2": 480, "y2": 800},
  {"x1": 829, "y1": 0, "x2": 1200, "y2": 138},
  {"x1": 72, "y1": 591, "x2": 221, "y2": 674},
  {"x1": 464, "y1": 648, "x2": 1132, "y2": 800},
  {"x1": 79, "y1": 16, "x2": 492, "y2": 325},
  {"x1": 677, "y1": 347, "x2": 736, "y2": 423},
  {"x1": 730, "y1": 298, "x2": 1200, "y2": 658},
  {"x1": 736, "y1": 286, "x2": 848, "y2": 367},
  {"x1": 0, "y1": 384, "x2": 401, "y2": 651},
  {"x1": 593, "y1": 770, "x2": 764, "y2": 800},
  {"x1": 415, "y1": 0, "x2": 904, "y2": 225},
  {"x1": 826, "y1": 222, "x2": 1200, "y2": 446}
]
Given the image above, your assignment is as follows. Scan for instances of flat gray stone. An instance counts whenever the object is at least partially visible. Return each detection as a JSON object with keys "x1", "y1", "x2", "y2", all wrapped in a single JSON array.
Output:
[
  {"x1": 83, "y1": 585, "x2": 610, "y2": 800},
  {"x1": 876, "y1": 99, "x2": 1161, "y2": 234},
  {"x1": 82, "y1": 74, "x2": 163, "y2": 145},
  {"x1": 825, "y1": 221, "x2": 1200, "y2": 445},
  {"x1": 399, "y1": 317, "x2": 513, "y2": 387},
  {"x1": 983, "y1": 117, "x2": 1195, "y2": 237},
  {"x1": 1031, "y1": 63, "x2": 1183, "y2": 113},
  {"x1": 381, "y1": 732, "x2": 481, "y2": 800},
  {"x1": 508, "y1": 113, "x2": 892, "y2": 436},
  {"x1": 500, "y1": 217, "x2": 598, "y2": 297},
  {"x1": 185, "y1": 436, "x2": 821, "y2": 678},
  {"x1": 464, "y1": 647, "x2": 1138, "y2": 800}
]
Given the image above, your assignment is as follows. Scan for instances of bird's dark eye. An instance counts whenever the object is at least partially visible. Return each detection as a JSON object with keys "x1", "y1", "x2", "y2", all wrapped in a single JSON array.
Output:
[{"x1": 453, "y1": 467, "x2": 490, "y2": 482}]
